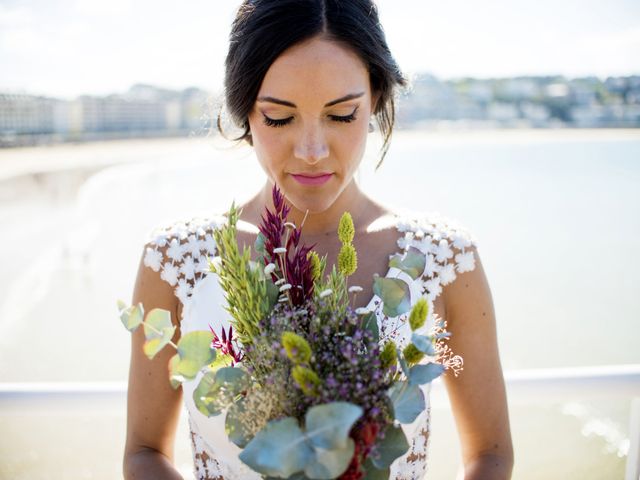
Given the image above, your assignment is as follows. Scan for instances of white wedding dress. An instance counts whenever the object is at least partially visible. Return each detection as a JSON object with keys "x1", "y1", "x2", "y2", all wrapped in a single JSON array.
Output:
[{"x1": 143, "y1": 212, "x2": 477, "y2": 480}]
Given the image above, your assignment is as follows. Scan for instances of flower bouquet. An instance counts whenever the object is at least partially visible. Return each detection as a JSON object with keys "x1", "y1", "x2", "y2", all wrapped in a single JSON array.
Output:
[{"x1": 118, "y1": 185, "x2": 461, "y2": 479}]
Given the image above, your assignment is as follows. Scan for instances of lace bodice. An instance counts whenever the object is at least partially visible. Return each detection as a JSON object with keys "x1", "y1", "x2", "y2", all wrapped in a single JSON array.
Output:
[{"x1": 143, "y1": 212, "x2": 477, "y2": 480}]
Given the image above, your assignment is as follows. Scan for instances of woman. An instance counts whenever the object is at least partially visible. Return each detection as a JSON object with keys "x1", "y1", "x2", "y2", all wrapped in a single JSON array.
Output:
[{"x1": 123, "y1": 1, "x2": 513, "y2": 478}]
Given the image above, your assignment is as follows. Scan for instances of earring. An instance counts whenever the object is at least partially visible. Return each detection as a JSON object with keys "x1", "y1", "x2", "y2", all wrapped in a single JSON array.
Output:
[{"x1": 368, "y1": 121, "x2": 374, "y2": 133}]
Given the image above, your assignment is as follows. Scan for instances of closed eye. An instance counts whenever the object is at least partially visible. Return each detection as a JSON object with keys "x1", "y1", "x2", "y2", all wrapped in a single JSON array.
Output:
[{"x1": 262, "y1": 107, "x2": 359, "y2": 128}]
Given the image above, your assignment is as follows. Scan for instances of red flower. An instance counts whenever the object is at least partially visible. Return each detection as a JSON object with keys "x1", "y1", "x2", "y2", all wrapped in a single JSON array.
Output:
[
  {"x1": 209, "y1": 325, "x2": 244, "y2": 365},
  {"x1": 339, "y1": 420, "x2": 381, "y2": 480}
]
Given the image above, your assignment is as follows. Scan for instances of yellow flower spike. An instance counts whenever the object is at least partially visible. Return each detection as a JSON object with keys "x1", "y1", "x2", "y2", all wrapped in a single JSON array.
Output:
[
  {"x1": 338, "y1": 212, "x2": 355, "y2": 245},
  {"x1": 403, "y1": 343, "x2": 425, "y2": 366},
  {"x1": 409, "y1": 297, "x2": 429, "y2": 331},
  {"x1": 307, "y1": 251, "x2": 321, "y2": 283},
  {"x1": 380, "y1": 341, "x2": 397, "y2": 370},
  {"x1": 281, "y1": 331, "x2": 312, "y2": 364},
  {"x1": 337, "y1": 243, "x2": 357, "y2": 277},
  {"x1": 292, "y1": 365, "x2": 321, "y2": 396}
]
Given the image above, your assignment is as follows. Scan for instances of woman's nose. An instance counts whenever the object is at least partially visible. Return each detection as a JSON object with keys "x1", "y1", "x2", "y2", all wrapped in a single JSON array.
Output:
[{"x1": 293, "y1": 125, "x2": 329, "y2": 164}]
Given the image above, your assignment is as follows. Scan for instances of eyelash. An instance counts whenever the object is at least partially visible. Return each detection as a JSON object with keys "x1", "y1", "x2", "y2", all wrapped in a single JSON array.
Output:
[{"x1": 262, "y1": 108, "x2": 359, "y2": 128}]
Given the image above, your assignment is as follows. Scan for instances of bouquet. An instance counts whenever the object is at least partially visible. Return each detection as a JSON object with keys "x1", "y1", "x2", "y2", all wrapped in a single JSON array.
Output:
[{"x1": 118, "y1": 185, "x2": 462, "y2": 479}]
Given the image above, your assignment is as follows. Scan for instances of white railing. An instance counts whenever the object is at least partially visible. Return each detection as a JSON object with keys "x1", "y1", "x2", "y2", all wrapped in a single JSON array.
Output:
[{"x1": 1, "y1": 364, "x2": 639, "y2": 479}]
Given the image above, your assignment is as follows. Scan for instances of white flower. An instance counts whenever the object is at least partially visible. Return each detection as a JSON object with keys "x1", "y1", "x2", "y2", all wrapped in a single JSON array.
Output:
[
  {"x1": 180, "y1": 255, "x2": 196, "y2": 280},
  {"x1": 264, "y1": 263, "x2": 276, "y2": 275},
  {"x1": 439, "y1": 263, "x2": 457, "y2": 286},
  {"x1": 278, "y1": 296, "x2": 289, "y2": 303},
  {"x1": 175, "y1": 278, "x2": 192, "y2": 305},
  {"x1": 355, "y1": 307, "x2": 370, "y2": 315},
  {"x1": 186, "y1": 235, "x2": 201, "y2": 257},
  {"x1": 153, "y1": 234, "x2": 168, "y2": 248},
  {"x1": 274, "y1": 278, "x2": 286, "y2": 286},
  {"x1": 423, "y1": 277, "x2": 442, "y2": 300},
  {"x1": 452, "y1": 233, "x2": 472, "y2": 250},
  {"x1": 143, "y1": 247, "x2": 162, "y2": 272},
  {"x1": 284, "y1": 222, "x2": 296, "y2": 229},
  {"x1": 279, "y1": 283, "x2": 292, "y2": 292},
  {"x1": 160, "y1": 262, "x2": 179, "y2": 286},
  {"x1": 435, "y1": 239, "x2": 453, "y2": 262},
  {"x1": 423, "y1": 254, "x2": 440, "y2": 278},
  {"x1": 166, "y1": 238, "x2": 184, "y2": 262},
  {"x1": 273, "y1": 247, "x2": 287, "y2": 254},
  {"x1": 456, "y1": 251, "x2": 476, "y2": 273},
  {"x1": 418, "y1": 236, "x2": 435, "y2": 254},
  {"x1": 203, "y1": 234, "x2": 217, "y2": 255},
  {"x1": 319, "y1": 289, "x2": 333, "y2": 298},
  {"x1": 348, "y1": 285, "x2": 363, "y2": 293}
]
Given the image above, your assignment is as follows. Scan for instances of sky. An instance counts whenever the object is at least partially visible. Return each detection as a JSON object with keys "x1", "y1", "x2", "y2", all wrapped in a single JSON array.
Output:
[{"x1": 1, "y1": 0, "x2": 639, "y2": 99}]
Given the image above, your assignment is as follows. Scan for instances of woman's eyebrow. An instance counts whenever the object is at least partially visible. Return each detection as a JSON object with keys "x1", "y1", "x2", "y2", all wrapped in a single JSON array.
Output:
[{"x1": 256, "y1": 92, "x2": 365, "y2": 108}]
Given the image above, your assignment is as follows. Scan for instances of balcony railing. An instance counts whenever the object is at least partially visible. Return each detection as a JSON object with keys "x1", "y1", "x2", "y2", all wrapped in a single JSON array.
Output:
[{"x1": 1, "y1": 364, "x2": 639, "y2": 479}]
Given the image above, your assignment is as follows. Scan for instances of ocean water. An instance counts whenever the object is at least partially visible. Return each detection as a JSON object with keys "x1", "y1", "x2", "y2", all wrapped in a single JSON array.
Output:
[{"x1": 0, "y1": 129, "x2": 638, "y2": 479}]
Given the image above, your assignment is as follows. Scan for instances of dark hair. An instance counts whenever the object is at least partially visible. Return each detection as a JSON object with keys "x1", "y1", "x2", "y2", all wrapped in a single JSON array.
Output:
[{"x1": 217, "y1": 0, "x2": 407, "y2": 170}]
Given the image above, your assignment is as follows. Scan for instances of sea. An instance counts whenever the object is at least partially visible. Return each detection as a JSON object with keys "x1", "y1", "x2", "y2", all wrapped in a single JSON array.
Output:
[{"x1": 0, "y1": 128, "x2": 638, "y2": 479}]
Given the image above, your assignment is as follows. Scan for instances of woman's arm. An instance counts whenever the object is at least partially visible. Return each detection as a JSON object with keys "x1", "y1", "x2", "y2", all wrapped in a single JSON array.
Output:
[
  {"x1": 442, "y1": 246, "x2": 514, "y2": 480},
  {"x1": 123, "y1": 245, "x2": 185, "y2": 480}
]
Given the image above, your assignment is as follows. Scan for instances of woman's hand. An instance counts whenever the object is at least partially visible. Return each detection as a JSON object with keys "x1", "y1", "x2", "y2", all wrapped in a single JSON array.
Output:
[{"x1": 443, "y1": 246, "x2": 514, "y2": 479}]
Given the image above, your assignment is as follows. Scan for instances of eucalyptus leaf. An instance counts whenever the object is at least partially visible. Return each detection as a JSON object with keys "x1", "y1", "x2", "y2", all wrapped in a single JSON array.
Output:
[
  {"x1": 143, "y1": 309, "x2": 176, "y2": 360},
  {"x1": 396, "y1": 348, "x2": 409, "y2": 377},
  {"x1": 173, "y1": 331, "x2": 216, "y2": 379},
  {"x1": 168, "y1": 354, "x2": 183, "y2": 389},
  {"x1": 361, "y1": 457, "x2": 390, "y2": 480},
  {"x1": 362, "y1": 311, "x2": 379, "y2": 343},
  {"x1": 410, "y1": 333, "x2": 436, "y2": 356},
  {"x1": 226, "y1": 397, "x2": 253, "y2": 448},
  {"x1": 304, "y1": 440, "x2": 355, "y2": 479},
  {"x1": 387, "y1": 380, "x2": 425, "y2": 424},
  {"x1": 388, "y1": 249, "x2": 426, "y2": 280},
  {"x1": 118, "y1": 301, "x2": 144, "y2": 332},
  {"x1": 372, "y1": 277, "x2": 411, "y2": 318},
  {"x1": 370, "y1": 424, "x2": 410, "y2": 469},
  {"x1": 239, "y1": 417, "x2": 313, "y2": 477},
  {"x1": 305, "y1": 402, "x2": 363, "y2": 450},
  {"x1": 409, "y1": 362, "x2": 445, "y2": 386},
  {"x1": 193, "y1": 370, "x2": 223, "y2": 417}
]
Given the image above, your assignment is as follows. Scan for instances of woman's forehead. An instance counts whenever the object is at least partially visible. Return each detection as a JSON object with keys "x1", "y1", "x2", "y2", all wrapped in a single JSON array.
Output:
[{"x1": 258, "y1": 36, "x2": 371, "y2": 106}]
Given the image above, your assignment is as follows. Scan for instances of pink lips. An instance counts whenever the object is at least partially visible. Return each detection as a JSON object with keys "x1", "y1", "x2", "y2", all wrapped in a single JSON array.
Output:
[{"x1": 290, "y1": 173, "x2": 333, "y2": 186}]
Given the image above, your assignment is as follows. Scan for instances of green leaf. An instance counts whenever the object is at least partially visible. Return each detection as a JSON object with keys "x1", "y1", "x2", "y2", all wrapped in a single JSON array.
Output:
[
  {"x1": 388, "y1": 249, "x2": 426, "y2": 280},
  {"x1": 304, "y1": 440, "x2": 355, "y2": 479},
  {"x1": 409, "y1": 363, "x2": 445, "y2": 386},
  {"x1": 255, "y1": 232, "x2": 267, "y2": 257},
  {"x1": 370, "y1": 424, "x2": 410, "y2": 469},
  {"x1": 142, "y1": 308, "x2": 175, "y2": 359},
  {"x1": 361, "y1": 457, "x2": 390, "y2": 480},
  {"x1": 410, "y1": 333, "x2": 436, "y2": 356},
  {"x1": 396, "y1": 347, "x2": 409, "y2": 377},
  {"x1": 387, "y1": 381, "x2": 425, "y2": 424},
  {"x1": 170, "y1": 331, "x2": 216, "y2": 380},
  {"x1": 225, "y1": 397, "x2": 253, "y2": 448},
  {"x1": 239, "y1": 417, "x2": 314, "y2": 477},
  {"x1": 118, "y1": 301, "x2": 144, "y2": 332},
  {"x1": 362, "y1": 312, "x2": 379, "y2": 343},
  {"x1": 193, "y1": 370, "x2": 223, "y2": 417},
  {"x1": 168, "y1": 354, "x2": 182, "y2": 389},
  {"x1": 305, "y1": 402, "x2": 363, "y2": 450},
  {"x1": 372, "y1": 277, "x2": 411, "y2": 318}
]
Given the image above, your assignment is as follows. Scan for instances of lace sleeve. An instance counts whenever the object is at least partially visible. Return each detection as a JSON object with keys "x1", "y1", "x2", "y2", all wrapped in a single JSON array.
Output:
[{"x1": 142, "y1": 216, "x2": 223, "y2": 309}]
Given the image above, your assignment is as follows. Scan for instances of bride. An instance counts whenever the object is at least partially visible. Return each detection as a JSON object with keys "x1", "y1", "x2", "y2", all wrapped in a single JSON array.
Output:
[{"x1": 123, "y1": 1, "x2": 513, "y2": 478}]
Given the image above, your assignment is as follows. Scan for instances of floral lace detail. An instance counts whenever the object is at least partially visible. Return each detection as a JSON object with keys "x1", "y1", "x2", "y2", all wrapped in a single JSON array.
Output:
[
  {"x1": 143, "y1": 216, "x2": 225, "y2": 309},
  {"x1": 148, "y1": 212, "x2": 477, "y2": 479}
]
